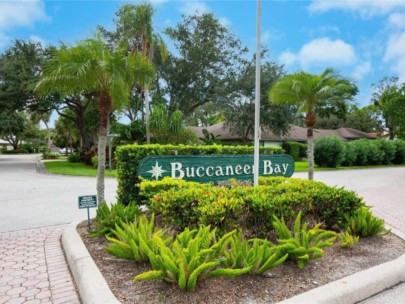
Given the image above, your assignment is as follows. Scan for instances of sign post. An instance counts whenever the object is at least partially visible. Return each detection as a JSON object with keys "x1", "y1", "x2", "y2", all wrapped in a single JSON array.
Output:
[{"x1": 78, "y1": 195, "x2": 98, "y2": 230}]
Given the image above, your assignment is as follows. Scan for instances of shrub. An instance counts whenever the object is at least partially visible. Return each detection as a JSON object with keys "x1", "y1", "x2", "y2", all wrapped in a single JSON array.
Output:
[
  {"x1": 350, "y1": 139, "x2": 370, "y2": 166},
  {"x1": 116, "y1": 144, "x2": 283, "y2": 205},
  {"x1": 343, "y1": 207, "x2": 390, "y2": 237},
  {"x1": 341, "y1": 142, "x2": 357, "y2": 166},
  {"x1": 392, "y1": 140, "x2": 405, "y2": 164},
  {"x1": 221, "y1": 231, "x2": 288, "y2": 274},
  {"x1": 282, "y1": 142, "x2": 303, "y2": 161},
  {"x1": 90, "y1": 202, "x2": 140, "y2": 237},
  {"x1": 3, "y1": 149, "x2": 29, "y2": 154},
  {"x1": 68, "y1": 152, "x2": 81, "y2": 163},
  {"x1": 338, "y1": 231, "x2": 359, "y2": 248},
  {"x1": 133, "y1": 226, "x2": 250, "y2": 292},
  {"x1": 314, "y1": 136, "x2": 346, "y2": 167},
  {"x1": 42, "y1": 152, "x2": 59, "y2": 159},
  {"x1": 272, "y1": 212, "x2": 337, "y2": 268},
  {"x1": 377, "y1": 139, "x2": 396, "y2": 164},
  {"x1": 105, "y1": 214, "x2": 172, "y2": 262},
  {"x1": 21, "y1": 143, "x2": 35, "y2": 153},
  {"x1": 91, "y1": 155, "x2": 98, "y2": 168},
  {"x1": 146, "y1": 177, "x2": 365, "y2": 235}
]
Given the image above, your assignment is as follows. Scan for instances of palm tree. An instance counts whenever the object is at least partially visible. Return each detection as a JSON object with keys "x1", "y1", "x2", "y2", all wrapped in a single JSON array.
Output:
[
  {"x1": 36, "y1": 37, "x2": 155, "y2": 204},
  {"x1": 30, "y1": 110, "x2": 52, "y2": 151},
  {"x1": 269, "y1": 68, "x2": 356, "y2": 180}
]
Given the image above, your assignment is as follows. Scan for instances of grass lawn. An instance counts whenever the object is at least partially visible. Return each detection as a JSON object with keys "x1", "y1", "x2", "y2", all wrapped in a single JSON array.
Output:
[
  {"x1": 294, "y1": 161, "x2": 405, "y2": 172},
  {"x1": 44, "y1": 160, "x2": 117, "y2": 177}
]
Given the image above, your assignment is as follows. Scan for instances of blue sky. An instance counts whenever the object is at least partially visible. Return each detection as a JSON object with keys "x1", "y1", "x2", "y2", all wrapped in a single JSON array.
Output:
[{"x1": 1, "y1": 0, "x2": 405, "y2": 114}]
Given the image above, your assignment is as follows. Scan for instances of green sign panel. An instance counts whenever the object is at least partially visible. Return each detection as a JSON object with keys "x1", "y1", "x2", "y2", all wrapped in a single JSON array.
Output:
[
  {"x1": 138, "y1": 154, "x2": 294, "y2": 182},
  {"x1": 78, "y1": 195, "x2": 98, "y2": 209}
]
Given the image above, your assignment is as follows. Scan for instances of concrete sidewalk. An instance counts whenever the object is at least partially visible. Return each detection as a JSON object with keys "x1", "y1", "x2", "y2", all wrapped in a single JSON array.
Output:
[{"x1": 0, "y1": 227, "x2": 80, "y2": 304}]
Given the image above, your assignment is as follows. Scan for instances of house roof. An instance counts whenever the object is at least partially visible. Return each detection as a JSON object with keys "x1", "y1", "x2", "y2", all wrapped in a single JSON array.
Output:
[{"x1": 190, "y1": 122, "x2": 377, "y2": 142}]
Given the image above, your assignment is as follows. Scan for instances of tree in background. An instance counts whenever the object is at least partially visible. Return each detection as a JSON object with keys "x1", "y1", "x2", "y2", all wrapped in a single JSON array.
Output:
[
  {"x1": 161, "y1": 13, "x2": 248, "y2": 115},
  {"x1": 0, "y1": 111, "x2": 26, "y2": 150},
  {"x1": 30, "y1": 110, "x2": 52, "y2": 151},
  {"x1": 269, "y1": 68, "x2": 357, "y2": 180},
  {"x1": 225, "y1": 58, "x2": 294, "y2": 141},
  {"x1": 53, "y1": 115, "x2": 80, "y2": 154},
  {"x1": 372, "y1": 77, "x2": 405, "y2": 139},
  {"x1": 36, "y1": 37, "x2": 155, "y2": 205}
]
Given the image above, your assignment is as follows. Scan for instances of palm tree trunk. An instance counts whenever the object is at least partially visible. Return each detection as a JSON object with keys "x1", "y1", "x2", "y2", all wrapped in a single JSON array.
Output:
[
  {"x1": 307, "y1": 129, "x2": 314, "y2": 181},
  {"x1": 44, "y1": 121, "x2": 51, "y2": 151},
  {"x1": 97, "y1": 91, "x2": 111, "y2": 206}
]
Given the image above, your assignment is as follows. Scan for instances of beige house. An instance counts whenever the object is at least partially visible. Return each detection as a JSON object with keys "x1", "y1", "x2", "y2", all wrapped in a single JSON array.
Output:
[{"x1": 191, "y1": 122, "x2": 377, "y2": 146}]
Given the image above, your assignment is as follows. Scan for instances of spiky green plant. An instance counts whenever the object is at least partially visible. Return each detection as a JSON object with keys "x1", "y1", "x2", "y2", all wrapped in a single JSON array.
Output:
[
  {"x1": 221, "y1": 231, "x2": 288, "y2": 274},
  {"x1": 105, "y1": 213, "x2": 172, "y2": 262},
  {"x1": 272, "y1": 212, "x2": 337, "y2": 268},
  {"x1": 339, "y1": 231, "x2": 359, "y2": 248},
  {"x1": 90, "y1": 202, "x2": 140, "y2": 237},
  {"x1": 133, "y1": 226, "x2": 250, "y2": 292},
  {"x1": 344, "y1": 207, "x2": 390, "y2": 237}
]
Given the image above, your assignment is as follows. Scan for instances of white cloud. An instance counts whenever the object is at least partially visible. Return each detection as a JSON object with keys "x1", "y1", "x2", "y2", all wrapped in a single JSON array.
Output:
[
  {"x1": 0, "y1": 32, "x2": 10, "y2": 49},
  {"x1": 179, "y1": 1, "x2": 210, "y2": 15},
  {"x1": 351, "y1": 61, "x2": 372, "y2": 81},
  {"x1": 0, "y1": 0, "x2": 49, "y2": 31},
  {"x1": 384, "y1": 32, "x2": 405, "y2": 81},
  {"x1": 279, "y1": 37, "x2": 356, "y2": 69},
  {"x1": 218, "y1": 17, "x2": 231, "y2": 28},
  {"x1": 308, "y1": 0, "x2": 405, "y2": 18},
  {"x1": 388, "y1": 13, "x2": 405, "y2": 29},
  {"x1": 29, "y1": 35, "x2": 45, "y2": 46}
]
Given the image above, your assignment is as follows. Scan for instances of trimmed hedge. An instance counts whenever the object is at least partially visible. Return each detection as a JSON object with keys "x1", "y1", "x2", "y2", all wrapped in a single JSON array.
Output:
[
  {"x1": 141, "y1": 177, "x2": 365, "y2": 235},
  {"x1": 116, "y1": 144, "x2": 283, "y2": 205},
  {"x1": 282, "y1": 142, "x2": 307, "y2": 161},
  {"x1": 314, "y1": 136, "x2": 346, "y2": 167}
]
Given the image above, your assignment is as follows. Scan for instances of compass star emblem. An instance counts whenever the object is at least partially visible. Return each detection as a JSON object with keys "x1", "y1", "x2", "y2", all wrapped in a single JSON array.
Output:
[{"x1": 147, "y1": 161, "x2": 167, "y2": 180}]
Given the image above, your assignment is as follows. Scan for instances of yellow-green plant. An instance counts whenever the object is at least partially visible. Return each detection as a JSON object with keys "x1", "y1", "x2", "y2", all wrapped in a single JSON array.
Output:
[
  {"x1": 339, "y1": 231, "x2": 359, "y2": 248},
  {"x1": 133, "y1": 226, "x2": 250, "y2": 292},
  {"x1": 344, "y1": 207, "x2": 390, "y2": 237},
  {"x1": 272, "y1": 212, "x2": 337, "y2": 268},
  {"x1": 221, "y1": 231, "x2": 288, "y2": 274},
  {"x1": 105, "y1": 214, "x2": 172, "y2": 262},
  {"x1": 90, "y1": 202, "x2": 140, "y2": 237}
]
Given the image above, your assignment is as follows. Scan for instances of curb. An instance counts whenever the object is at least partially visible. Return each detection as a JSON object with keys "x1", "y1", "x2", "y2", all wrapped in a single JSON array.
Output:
[
  {"x1": 63, "y1": 223, "x2": 405, "y2": 304},
  {"x1": 36, "y1": 157, "x2": 48, "y2": 174},
  {"x1": 62, "y1": 223, "x2": 120, "y2": 304}
]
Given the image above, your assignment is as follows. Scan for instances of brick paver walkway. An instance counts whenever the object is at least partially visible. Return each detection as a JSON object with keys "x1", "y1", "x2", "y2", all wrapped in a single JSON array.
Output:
[{"x1": 0, "y1": 227, "x2": 80, "y2": 304}]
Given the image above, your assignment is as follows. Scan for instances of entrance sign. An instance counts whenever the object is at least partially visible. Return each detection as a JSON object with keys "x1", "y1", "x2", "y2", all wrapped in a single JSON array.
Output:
[{"x1": 138, "y1": 154, "x2": 294, "y2": 182}]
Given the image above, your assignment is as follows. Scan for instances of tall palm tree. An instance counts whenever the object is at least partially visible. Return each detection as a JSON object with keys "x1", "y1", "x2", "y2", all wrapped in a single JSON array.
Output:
[
  {"x1": 269, "y1": 68, "x2": 356, "y2": 180},
  {"x1": 36, "y1": 37, "x2": 155, "y2": 204}
]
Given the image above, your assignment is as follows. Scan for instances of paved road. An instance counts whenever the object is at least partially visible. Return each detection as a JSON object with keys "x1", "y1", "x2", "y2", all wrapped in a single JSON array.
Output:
[{"x1": 0, "y1": 154, "x2": 117, "y2": 233}]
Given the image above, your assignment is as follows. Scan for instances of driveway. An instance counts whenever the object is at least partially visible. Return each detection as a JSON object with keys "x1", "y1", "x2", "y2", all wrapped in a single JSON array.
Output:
[
  {"x1": 0, "y1": 154, "x2": 117, "y2": 233},
  {"x1": 294, "y1": 167, "x2": 405, "y2": 233}
]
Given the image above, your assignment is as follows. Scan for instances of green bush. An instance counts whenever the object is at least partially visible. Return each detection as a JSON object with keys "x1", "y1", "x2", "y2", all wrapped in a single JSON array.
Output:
[
  {"x1": 90, "y1": 202, "x2": 141, "y2": 237},
  {"x1": 350, "y1": 139, "x2": 370, "y2": 166},
  {"x1": 282, "y1": 142, "x2": 304, "y2": 161},
  {"x1": 133, "y1": 226, "x2": 250, "y2": 292},
  {"x1": 42, "y1": 152, "x2": 59, "y2": 159},
  {"x1": 145, "y1": 177, "x2": 365, "y2": 235},
  {"x1": 343, "y1": 207, "x2": 390, "y2": 237},
  {"x1": 21, "y1": 143, "x2": 35, "y2": 153},
  {"x1": 314, "y1": 136, "x2": 346, "y2": 167},
  {"x1": 377, "y1": 139, "x2": 396, "y2": 164},
  {"x1": 392, "y1": 140, "x2": 405, "y2": 164},
  {"x1": 272, "y1": 212, "x2": 337, "y2": 268},
  {"x1": 105, "y1": 214, "x2": 172, "y2": 262},
  {"x1": 91, "y1": 155, "x2": 98, "y2": 168},
  {"x1": 68, "y1": 152, "x2": 81, "y2": 163},
  {"x1": 338, "y1": 231, "x2": 359, "y2": 248},
  {"x1": 341, "y1": 142, "x2": 357, "y2": 166},
  {"x1": 116, "y1": 144, "x2": 283, "y2": 205}
]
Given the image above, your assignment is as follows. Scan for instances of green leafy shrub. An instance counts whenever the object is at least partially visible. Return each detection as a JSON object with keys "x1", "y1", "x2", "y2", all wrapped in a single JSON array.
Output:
[
  {"x1": 42, "y1": 152, "x2": 59, "y2": 159},
  {"x1": 221, "y1": 231, "x2": 288, "y2": 274},
  {"x1": 338, "y1": 231, "x2": 359, "y2": 248},
  {"x1": 105, "y1": 214, "x2": 172, "y2": 262},
  {"x1": 272, "y1": 212, "x2": 337, "y2": 269},
  {"x1": 343, "y1": 207, "x2": 390, "y2": 237},
  {"x1": 90, "y1": 202, "x2": 140, "y2": 237},
  {"x1": 21, "y1": 143, "x2": 35, "y2": 153},
  {"x1": 377, "y1": 139, "x2": 396, "y2": 164},
  {"x1": 115, "y1": 144, "x2": 283, "y2": 205},
  {"x1": 282, "y1": 142, "x2": 304, "y2": 161},
  {"x1": 341, "y1": 142, "x2": 357, "y2": 166},
  {"x1": 350, "y1": 139, "x2": 370, "y2": 166},
  {"x1": 68, "y1": 152, "x2": 81, "y2": 163},
  {"x1": 91, "y1": 155, "x2": 98, "y2": 168},
  {"x1": 314, "y1": 136, "x2": 346, "y2": 167},
  {"x1": 147, "y1": 177, "x2": 364, "y2": 235},
  {"x1": 392, "y1": 140, "x2": 405, "y2": 164},
  {"x1": 2, "y1": 149, "x2": 29, "y2": 154},
  {"x1": 133, "y1": 226, "x2": 250, "y2": 292}
]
